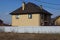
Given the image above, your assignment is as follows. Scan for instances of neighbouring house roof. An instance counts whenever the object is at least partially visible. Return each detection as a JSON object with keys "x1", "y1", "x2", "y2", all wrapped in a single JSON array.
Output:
[
  {"x1": 3, "y1": 23, "x2": 11, "y2": 26},
  {"x1": 0, "y1": 19, "x2": 11, "y2": 26},
  {"x1": 0, "y1": 19, "x2": 3, "y2": 23},
  {"x1": 53, "y1": 15, "x2": 60, "y2": 22},
  {"x1": 10, "y1": 2, "x2": 52, "y2": 15},
  {"x1": 0, "y1": 19, "x2": 3, "y2": 26}
]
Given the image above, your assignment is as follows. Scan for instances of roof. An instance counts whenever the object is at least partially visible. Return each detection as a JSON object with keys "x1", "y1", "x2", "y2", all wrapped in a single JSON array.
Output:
[
  {"x1": 10, "y1": 2, "x2": 52, "y2": 15},
  {"x1": 53, "y1": 15, "x2": 60, "y2": 22},
  {"x1": 0, "y1": 19, "x2": 3, "y2": 23},
  {"x1": 3, "y1": 23, "x2": 11, "y2": 26}
]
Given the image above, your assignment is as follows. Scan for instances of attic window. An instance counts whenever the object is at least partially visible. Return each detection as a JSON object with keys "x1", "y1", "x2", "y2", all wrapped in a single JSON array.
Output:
[
  {"x1": 16, "y1": 15, "x2": 20, "y2": 19},
  {"x1": 28, "y1": 14, "x2": 32, "y2": 19}
]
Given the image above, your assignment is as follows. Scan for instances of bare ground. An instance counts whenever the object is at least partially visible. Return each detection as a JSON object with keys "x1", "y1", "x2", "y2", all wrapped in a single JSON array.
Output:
[{"x1": 0, "y1": 32, "x2": 60, "y2": 40}]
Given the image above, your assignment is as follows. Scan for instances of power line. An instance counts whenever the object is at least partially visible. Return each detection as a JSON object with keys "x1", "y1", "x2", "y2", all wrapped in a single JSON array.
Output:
[
  {"x1": 35, "y1": 0, "x2": 60, "y2": 5},
  {"x1": 40, "y1": 1, "x2": 60, "y2": 5},
  {"x1": 42, "y1": 5, "x2": 60, "y2": 10}
]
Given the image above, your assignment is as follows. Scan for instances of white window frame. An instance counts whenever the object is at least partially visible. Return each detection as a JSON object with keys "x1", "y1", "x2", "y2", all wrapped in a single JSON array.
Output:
[
  {"x1": 16, "y1": 15, "x2": 20, "y2": 19},
  {"x1": 28, "y1": 14, "x2": 32, "y2": 19}
]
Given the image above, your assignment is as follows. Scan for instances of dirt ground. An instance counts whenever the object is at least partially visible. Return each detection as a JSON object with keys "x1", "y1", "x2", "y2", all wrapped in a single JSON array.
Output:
[{"x1": 0, "y1": 32, "x2": 60, "y2": 40}]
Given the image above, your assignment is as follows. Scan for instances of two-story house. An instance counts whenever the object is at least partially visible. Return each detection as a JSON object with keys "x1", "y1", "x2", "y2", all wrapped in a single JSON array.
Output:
[{"x1": 10, "y1": 2, "x2": 52, "y2": 26}]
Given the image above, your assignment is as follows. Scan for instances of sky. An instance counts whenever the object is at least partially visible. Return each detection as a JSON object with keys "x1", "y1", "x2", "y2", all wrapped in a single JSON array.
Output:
[{"x1": 0, "y1": 0, "x2": 60, "y2": 24}]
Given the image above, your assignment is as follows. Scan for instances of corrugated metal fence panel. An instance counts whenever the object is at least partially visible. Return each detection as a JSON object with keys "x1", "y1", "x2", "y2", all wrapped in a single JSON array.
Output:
[
  {"x1": 0, "y1": 27, "x2": 4, "y2": 32},
  {"x1": 0, "y1": 26, "x2": 60, "y2": 33}
]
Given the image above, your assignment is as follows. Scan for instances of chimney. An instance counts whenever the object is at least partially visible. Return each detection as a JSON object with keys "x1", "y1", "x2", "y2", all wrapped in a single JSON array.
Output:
[{"x1": 22, "y1": 2, "x2": 25, "y2": 10}]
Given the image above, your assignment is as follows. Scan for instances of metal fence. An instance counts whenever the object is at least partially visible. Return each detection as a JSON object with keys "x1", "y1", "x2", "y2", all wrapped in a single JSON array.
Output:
[{"x1": 0, "y1": 26, "x2": 60, "y2": 33}]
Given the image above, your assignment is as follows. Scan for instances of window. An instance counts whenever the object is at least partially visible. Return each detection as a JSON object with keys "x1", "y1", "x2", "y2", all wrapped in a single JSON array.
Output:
[
  {"x1": 28, "y1": 14, "x2": 32, "y2": 19},
  {"x1": 16, "y1": 15, "x2": 20, "y2": 19}
]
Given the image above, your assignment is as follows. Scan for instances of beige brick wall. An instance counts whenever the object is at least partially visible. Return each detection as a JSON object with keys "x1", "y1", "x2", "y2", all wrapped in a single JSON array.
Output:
[{"x1": 12, "y1": 14, "x2": 41, "y2": 26}]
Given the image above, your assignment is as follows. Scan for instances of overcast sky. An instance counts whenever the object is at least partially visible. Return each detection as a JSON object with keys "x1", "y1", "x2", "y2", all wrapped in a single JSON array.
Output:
[{"x1": 0, "y1": 0, "x2": 60, "y2": 24}]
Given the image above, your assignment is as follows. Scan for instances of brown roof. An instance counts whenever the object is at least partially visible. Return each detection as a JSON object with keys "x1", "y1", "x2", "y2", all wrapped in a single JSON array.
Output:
[
  {"x1": 0, "y1": 19, "x2": 11, "y2": 26},
  {"x1": 10, "y1": 2, "x2": 52, "y2": 15},
  {"x1": 0, "y1": 19, "x2": 3, "y2": 23},
  {"x1": 3, "y1": 23, "x2": 11, "y2": 26}
]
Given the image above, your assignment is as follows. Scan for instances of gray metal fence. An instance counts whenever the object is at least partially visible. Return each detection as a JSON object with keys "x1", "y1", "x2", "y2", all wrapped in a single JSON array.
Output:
[{"x1": 0, "y1": 26, "x2": 60, "y2": 33}]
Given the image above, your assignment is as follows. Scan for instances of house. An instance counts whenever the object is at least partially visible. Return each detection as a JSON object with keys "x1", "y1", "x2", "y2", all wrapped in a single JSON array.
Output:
[
  {"x1": 10, "y1": 2, "x2": 52, "y2": 26},
  {"x1": 53, "y1": 15, "x2": 60, "y2": 26}
]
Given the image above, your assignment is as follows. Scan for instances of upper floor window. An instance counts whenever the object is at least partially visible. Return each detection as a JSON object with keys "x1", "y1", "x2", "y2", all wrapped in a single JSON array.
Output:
[
  {"x1": 16, "y1": 15, "x2": 20, "y2": 19},
  {"x1": 28, "y1": 14, "x2": 32, "y2": 19}
]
